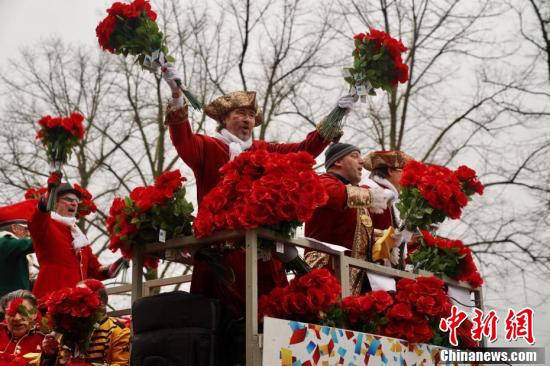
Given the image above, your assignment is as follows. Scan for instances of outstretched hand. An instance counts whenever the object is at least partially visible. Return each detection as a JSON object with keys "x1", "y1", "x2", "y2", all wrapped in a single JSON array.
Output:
[
  {"x1": 336, "y1": 94, "x2": 356, "y2": 114},
  {"x1": 161, "y1": 63, "x2": 182, "y2": 96}
]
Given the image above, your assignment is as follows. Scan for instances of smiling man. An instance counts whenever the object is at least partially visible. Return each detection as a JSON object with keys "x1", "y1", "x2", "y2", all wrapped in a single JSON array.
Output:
[
  {"x1": 304, "y1": 143, "x2": 394, "y2": 294},
  {"x1": 27, "y1": 183, "x2": 120, "y2": 299},
  {"x1": 162, "y1": 64, "x2": 354, "y2": 206},
  {"x1": 161, "y1": 65, "x2": 355, "y2": 318}
]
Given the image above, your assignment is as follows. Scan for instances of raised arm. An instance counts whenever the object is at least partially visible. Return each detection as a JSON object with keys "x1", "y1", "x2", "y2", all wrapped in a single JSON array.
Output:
[
  {"x1": 162, "y1": 63, "x2": 206, "y2": 172},
  {"x1": 266, "y1": 94, "x2": 356, "y2": 157},
  {"x1": 266, "y1": 129, "x2": 331, "y2": 158}
]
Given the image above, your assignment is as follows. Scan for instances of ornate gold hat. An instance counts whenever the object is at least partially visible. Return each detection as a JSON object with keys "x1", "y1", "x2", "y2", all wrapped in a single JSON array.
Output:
[
  {"x1": 204, "y1": 91, "x2": 263, "y2": 126},
  {"x1": 363, "y1": 150, "x2": 413, "y2": 170}
]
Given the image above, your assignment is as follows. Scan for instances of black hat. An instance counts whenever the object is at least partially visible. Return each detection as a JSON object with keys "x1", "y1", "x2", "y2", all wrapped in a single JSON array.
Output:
[
  {"x1": 56, "y1": 183, "x2": 82, "y2": 199},
  {"x1": 324, "y1": 143, "x2": 361, "y2": 169}
]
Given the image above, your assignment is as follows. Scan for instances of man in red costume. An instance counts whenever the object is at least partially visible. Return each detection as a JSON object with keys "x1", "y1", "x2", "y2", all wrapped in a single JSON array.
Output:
[
  {"x1": 26, "y1": 183, "x2": 122, "y2": 299},
  {"x1": 361, "y1": 150, "x2": 414, "y2": 266},
  {"x1": 161, "y1": 65, "x2": 355, "y2": 316},
  {"x1": 29, "y1": 183, "x2": 104, "y2": 300},
  {"x1": 304, "y1": 143, "x2": 393, "y2": 294}
]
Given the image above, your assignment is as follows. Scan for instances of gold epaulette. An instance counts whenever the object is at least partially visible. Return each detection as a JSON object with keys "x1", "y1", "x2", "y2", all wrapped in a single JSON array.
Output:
[{"x1": 346, "y1": 185, "x2": 372, "y2": 208}]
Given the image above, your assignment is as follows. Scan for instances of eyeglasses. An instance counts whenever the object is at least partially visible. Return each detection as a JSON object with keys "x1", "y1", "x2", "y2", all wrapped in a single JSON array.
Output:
[{"x1": 60, "y1": 196, "x2": 81, "y2": 204}]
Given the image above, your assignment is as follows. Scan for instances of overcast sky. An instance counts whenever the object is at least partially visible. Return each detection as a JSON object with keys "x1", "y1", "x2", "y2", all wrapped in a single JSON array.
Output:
[{"x1": 0, "y1": 0, "x2": 548, "y2": 359}]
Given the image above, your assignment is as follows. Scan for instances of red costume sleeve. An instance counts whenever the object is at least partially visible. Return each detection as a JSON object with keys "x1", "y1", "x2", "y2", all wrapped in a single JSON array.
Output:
[
  {"x1": 167, "y1": 109, "x2": 206, "y2": 172},
  {"x1": 28, "y1": 204, "x2": 51, "y2": 252},
  {"x1": 266, "y1": 130, "x2": 330, "y2": 158},
  {"x1": 82, "y1": 245, "x2": 108, "y2": 280},
  {"x1": 321, "y1": 176, "x2": 348, "y2": 210}
]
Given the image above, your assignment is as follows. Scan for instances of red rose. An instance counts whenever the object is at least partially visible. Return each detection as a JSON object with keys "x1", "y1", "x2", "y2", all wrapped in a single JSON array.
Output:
[
  {"x1": 370, "y1": 290, "x2": 394, "y2": 312},
  {"x1": 387, "y1": 303, "x2": 413, "y2": 320},
  {"x1": 415, "y1": 295, "x2": 440, "y2": 316}
]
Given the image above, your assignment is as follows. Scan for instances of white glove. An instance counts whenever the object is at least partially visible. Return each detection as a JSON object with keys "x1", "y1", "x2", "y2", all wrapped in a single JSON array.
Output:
[
  {"x1": 161, "y1": 63, "x2": 182, "y2": 94},
  {"x1": 389, "y1": 247, "x2": 401, "y2": 266},
  {"x1": 392, "y1": 228, "x2": 413, "y2": 244},
  {"x1": 369, "y1": 186, "x2": 388, "y2": 214},
  {"x1": 336, "y1": 94, "x2": 356, "y2": 113}
]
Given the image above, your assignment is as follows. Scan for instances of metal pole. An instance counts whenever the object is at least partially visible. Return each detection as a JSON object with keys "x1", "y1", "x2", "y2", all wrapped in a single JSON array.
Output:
[
  {"x1": 131, "y1": 247, "x2": 144, "y2": 304},
  {"x1": 334, "y1": 253, "x2": 350, "y2": 298},
  {"x1": 245, "y1": 230, "x2": 260, "y2": 365}
]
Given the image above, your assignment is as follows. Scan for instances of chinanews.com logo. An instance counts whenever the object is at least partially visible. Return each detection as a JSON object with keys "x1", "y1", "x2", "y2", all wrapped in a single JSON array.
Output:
[{"x1": 438, "y1": 305, "x2": 545, "y2": 365}]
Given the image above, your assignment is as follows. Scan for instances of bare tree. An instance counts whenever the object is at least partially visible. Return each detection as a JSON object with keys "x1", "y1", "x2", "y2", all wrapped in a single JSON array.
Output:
[
  {"x1": 162, "y1": 0, "x2": 344, "y2": 140},
  {"x1": 513, "y1": 0, "x2": 550, "y2": 80},
  {"x1": 328, "y1": 0, "x2": 550, "y2": 290}
]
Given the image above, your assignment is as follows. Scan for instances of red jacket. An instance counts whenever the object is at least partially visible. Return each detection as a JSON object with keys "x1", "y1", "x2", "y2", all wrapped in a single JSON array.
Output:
[
  {"x1": 305, "y1": 173, "x2": 358, "y2": 251},
  {"x1": 304, "y1": 173, "x2": 375, "y2": 294},
  {"x1": 0, "y1": 324, "x2": 44, "y2": 356},
  {"x1": 28, "y1": 201, "x2": 106, "y2": 300}
]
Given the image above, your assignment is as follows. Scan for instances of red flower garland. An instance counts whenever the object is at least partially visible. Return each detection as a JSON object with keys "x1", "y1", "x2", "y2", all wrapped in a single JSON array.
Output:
[
  {"x1": 259, "y1": 269, "x2": 341, "y2": 323},
  {"x1": 42, "y1": 286, "x2": 103, "y2": 350},
  {"x1": 193, "y1": 150, "x2": 328, "y2": 238},
  {"x1": 106, "y1": 170, "x2": 194, "y2": 269}
]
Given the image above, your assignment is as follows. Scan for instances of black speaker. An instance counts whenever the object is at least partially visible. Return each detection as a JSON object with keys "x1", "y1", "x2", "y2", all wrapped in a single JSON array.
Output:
[{"x1": 130, "y1": 291, "x2": 222, "y2": 366}]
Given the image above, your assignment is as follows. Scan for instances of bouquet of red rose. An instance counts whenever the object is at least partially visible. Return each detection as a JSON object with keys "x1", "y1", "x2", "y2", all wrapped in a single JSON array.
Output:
[
  {"x1": 96, "y1": 0, "x2": 202, "y2": 110},
  {"x1": 259, "y1": 268, "x2": 341, "y2": 325},
  {"x1": 455, "y1": 165, "x2": 484, "y2": 197},
  {"x1": 36, "y1": 112, "x2": 86, "y2": 210},
  {"x1": 24, "y1": 183, "x2": 97, "y2": 219},
  {"x1": 0, "y1": 353, "x2": 28, "y2": 366},
  {"x1": 106, "y1": 170, "x2": 194, "y2": 269},
  {"x1": 341, "y1": 290, "x2": 393, "y2": 334},
  {"x1": 384, "y1": 276, "x2": 453, "y2": 344},
  {"x1": 397, "y1": 161, "x2": 484, "y2": 232},
  {"x1": 194, "y1": 150, "x2": 327, "y2": 236},
  {"x1": 42, "y1": 286, "x2": 103, "y2": 353},
  {"x1": 409, "y1": 231, "x2": 483, "y2": 288},
  {"x1": 193, "y1": 149, "x2": 328, "y2": 274},
  {"x1": 318, "y1": 29, "x2": 408, "y2": 140},
  {"x1": 36, "y1": 113, "x2": 85, "y2": 164}
]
